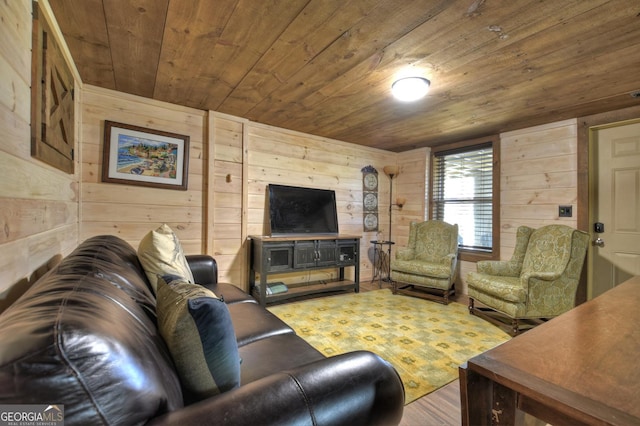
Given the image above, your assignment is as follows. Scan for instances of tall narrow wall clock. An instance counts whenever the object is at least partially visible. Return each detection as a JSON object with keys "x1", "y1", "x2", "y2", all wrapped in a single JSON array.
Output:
[{"x1": 361, "y1": 165, "x2": 379, "y2": 231}]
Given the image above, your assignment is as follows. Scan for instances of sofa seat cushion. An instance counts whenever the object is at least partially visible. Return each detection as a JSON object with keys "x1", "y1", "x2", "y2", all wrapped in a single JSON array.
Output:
[
  {"x1": 228, "y1": 302, "x2": 295, "y2": 347},
  {"x1": 391, "y1": 259, "x2": 451, "y2": 278},
  {"x1": 237, "y1": 334, "x2": 325, "y2": 384},
  {"x1": 467, "y1": 272, "x2": 526, "y2": 303},
  {"x1": 204, "y1": 282, "x2": 257, "y2": 305},
  {"x1": 157, "y1": 276, "x2": 241, "y2": 403}
]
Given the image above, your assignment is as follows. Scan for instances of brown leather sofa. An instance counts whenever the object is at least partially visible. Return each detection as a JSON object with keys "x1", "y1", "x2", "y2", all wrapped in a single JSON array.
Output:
[{"x1": 0, "y1": 235, "x2": 404, "y2": 425}]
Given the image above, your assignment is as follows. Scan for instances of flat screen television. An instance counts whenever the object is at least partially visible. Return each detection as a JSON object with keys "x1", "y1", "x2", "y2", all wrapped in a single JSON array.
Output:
[{"x1": 267, "y1": 184, "x2": 339, "y2": 236}]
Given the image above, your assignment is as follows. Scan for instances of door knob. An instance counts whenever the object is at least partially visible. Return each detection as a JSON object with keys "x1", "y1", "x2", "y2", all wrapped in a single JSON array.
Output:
[{"x1": 593, "y1": 238, "x2": 605, "y2": 247}]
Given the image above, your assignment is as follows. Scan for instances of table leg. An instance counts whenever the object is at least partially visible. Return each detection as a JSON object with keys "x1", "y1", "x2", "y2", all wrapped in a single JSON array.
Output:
[
  {"x1": 378, "y1": 250, "x2": 388, "y2": 287},
  {"x1": 371, "y1": 245, "x2": 379, "y2": 283},
  {"x1": 459, "y1": 363, "x2": 520, "y2": 426}
]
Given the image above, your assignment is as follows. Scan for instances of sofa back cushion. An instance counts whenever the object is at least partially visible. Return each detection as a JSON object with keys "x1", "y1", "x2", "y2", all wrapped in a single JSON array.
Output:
[
  {"x1": 522, "y1": 225, "x2": 573, "y2": 276},
  {"x1": 138, "y1": 224, "x2": 195, "y2": 294},
  {"x1": 0, "y1": 236, "x2": 183, "y2": 426},
  {"x1": 157, "y1": 276, "x2": 241, "y2": 403},
  {"x1": 413, "y1": 220, "x2": 459, "y2": 263}
]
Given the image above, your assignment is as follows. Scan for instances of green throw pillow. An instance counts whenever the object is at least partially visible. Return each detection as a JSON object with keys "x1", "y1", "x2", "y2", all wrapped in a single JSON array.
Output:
[
  {"x1": 156, "y1": 275, "x2": 241, "y2": 403},
  {"x1": 138, "y1": 224, "x2": 195, "y2": 293}
]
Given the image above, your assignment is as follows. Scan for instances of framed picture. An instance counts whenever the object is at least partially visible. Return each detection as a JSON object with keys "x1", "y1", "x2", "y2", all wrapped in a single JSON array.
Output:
[{"x1": 102, "y1": 120, "x2": 189, "y2": 190}]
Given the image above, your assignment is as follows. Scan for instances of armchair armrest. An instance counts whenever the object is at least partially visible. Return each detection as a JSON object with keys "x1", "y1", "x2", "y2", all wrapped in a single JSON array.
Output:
[
  {"x1": 441, "y1": 253, "x2": 457, "y2": 265},
  {"x1": 522, "y1": 270, "x2": 563, "y2": 282},
  {"x1": 186, "y1": 254, "x2": 218, "y2": 285},
  {"x1": 443, "y1": 253, "x2": 458, "y2": 278},
  {"x1": 147, "y1": 351, "x2": 404, "y2": 426},
  {"x1": 476, "y1": 260, "x2": 521, "y2": 277}
]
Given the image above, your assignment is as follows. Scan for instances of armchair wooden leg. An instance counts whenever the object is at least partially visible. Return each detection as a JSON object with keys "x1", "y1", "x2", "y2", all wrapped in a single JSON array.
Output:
[
  {"x1": 467, "y1": 299, "x2": 523, "y2": 337},
  {"x1": 511, "y1": 319, "x2": 520, "y2": 336}
]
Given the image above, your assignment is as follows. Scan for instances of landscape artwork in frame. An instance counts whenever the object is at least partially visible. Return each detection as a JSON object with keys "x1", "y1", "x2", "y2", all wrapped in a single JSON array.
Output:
[{"x1": 102, "y1": 120, "x2": 189, "y2": 190}]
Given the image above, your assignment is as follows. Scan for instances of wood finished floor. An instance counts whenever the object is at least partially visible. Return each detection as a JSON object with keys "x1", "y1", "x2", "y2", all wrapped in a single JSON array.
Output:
[{"x1": 359, "y1": 280, "x2": 463, "y2": 426}]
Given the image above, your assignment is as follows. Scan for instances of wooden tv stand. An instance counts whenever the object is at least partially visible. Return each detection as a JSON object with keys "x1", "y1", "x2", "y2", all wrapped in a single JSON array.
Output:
[{"x1": 248, "y1": 235, "x2": 360, "y2": 306}]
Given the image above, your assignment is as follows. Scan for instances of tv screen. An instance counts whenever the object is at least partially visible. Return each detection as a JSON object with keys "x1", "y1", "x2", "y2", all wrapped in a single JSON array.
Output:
[{"x1": 267, "y1": 184, "x2": 339, "y2": 236}]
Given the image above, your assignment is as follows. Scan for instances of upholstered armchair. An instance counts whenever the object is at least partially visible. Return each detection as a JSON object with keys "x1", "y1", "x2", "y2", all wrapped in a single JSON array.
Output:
[
  {"x1": 390, "y1": 220, "x2": 459, "y2": 304},
  {"x1": 467, "y1": 224, "x2": 589, "y2": 335}
]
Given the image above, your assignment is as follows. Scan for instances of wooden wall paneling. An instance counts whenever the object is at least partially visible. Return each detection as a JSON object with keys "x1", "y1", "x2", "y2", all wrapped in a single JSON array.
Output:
[
  {"x1": 0, "y1": 48, "x2": 31, "y2": 136},
  {"x1": 0, "y1": 103, "x2": 32, "y2": 159},
  {"x1": 208, "y1": 112, "x2": 248, "y2": 287},
  {"x1": 82, "y1": 182, "x2": 199, "y2": 206},
  {"x1": 1, "y1": 153, "x2": 77, "y2": 201},
  {"x1": 240, "y1": 119, "x2": 249, "y2": 285},
  {"x1": 0, "y1": 224, "x2": 77, "y2": 311},
  {"x1": 206, "y1": 113, "x2": 216, "y2": 255},
  {"x1": 0, "y1": 0, "x2": 80, "y2": 310},
  {"x1": 0, "y1": 1, "x2": 31, "y2": 74},
  {"x1": 82, "y1": 89, "x2": 205, "y2": 128},
  {"x1": 395, "y1": 149, "x2": 429, "y2": 249},
  {"x1": 1, "y1": 199, "x2": 77, "y2": 245},
  {"x1": 500, "y1": 119, "x2": 578, "y2": 259},
  {"x1": 80, "y1": 222, "x2": 202, "y2": 243},
  {"x1": 79, "y1": 85, "x2": 205, "y2": 252}
]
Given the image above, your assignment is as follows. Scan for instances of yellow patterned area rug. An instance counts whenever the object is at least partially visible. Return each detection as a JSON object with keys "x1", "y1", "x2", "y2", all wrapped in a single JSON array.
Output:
[{"x1": 268, "y1": 289, "x2": 510, "y2": 404}]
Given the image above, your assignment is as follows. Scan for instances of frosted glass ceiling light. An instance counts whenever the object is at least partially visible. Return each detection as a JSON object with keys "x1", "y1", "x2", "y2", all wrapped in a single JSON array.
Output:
[{"x1": 391, "y1": 77, "x2": 430, "y2": 102}]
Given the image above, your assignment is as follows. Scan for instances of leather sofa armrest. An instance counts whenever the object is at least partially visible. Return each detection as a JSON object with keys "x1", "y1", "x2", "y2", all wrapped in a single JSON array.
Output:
[
  {"x1": 147, "y1": 351, "x2": 404, "y2": 426},
  {"x1": 186, "y1": 255, "x2": 218, "y2": 285}
]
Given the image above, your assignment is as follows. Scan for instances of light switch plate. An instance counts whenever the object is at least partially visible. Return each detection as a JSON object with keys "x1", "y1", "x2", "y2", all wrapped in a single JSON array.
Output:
[{"x1": 559, "y1": 205, "x2": 572, "y2": 217}]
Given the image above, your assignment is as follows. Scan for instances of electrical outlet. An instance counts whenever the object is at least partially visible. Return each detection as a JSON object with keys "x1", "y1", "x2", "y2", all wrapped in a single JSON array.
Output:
[{"x1": 559, "y1": 205, "x2": 572, "y2": 217}]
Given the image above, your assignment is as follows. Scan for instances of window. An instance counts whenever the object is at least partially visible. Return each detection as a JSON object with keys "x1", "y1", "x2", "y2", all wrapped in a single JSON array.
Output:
[{"x1": 430, "y1": 136, "x2": 500, "y2": 261}]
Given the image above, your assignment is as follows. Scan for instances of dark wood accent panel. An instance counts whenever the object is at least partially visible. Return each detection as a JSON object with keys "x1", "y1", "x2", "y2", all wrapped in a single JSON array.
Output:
[{"x1": 31, "y1": 1, "x2": 75, "y2": 173}]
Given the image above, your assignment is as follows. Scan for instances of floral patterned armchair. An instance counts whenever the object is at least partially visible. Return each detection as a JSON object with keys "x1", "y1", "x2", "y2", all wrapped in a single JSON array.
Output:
[
  {"x1": 467, "y1": 224, "x2": 589, "y2": 335},
  {"x1": 390, "y1": 220, "x2": 459, "y2": 304}
]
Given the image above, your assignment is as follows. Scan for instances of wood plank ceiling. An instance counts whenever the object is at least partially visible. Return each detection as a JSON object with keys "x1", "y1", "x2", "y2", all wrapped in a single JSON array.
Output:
[{"x1": 49, "y1": 0, "x2": 640, "y2": 152}]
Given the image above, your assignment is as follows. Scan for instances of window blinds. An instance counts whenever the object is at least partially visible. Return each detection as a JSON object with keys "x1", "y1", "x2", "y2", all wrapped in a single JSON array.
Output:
[{"x1": 432, "y1": 143, "x2": 493, "y2": 251}]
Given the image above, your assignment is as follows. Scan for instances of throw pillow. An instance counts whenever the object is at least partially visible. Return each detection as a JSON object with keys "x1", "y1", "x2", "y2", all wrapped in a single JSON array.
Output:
[
  {"x1": 138, "y1": 224, "x2": 195, "y2": 293},
  {"x1": 156, "y1": 275, "x2": 241, "y2": 403}
]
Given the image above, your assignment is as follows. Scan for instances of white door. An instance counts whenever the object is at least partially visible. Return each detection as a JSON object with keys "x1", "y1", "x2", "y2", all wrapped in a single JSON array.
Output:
[{"x1": 589, "y1": 121, "x2": 640, "y2": 298}]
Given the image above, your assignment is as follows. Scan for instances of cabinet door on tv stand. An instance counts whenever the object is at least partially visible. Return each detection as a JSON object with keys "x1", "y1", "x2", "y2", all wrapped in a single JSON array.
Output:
[
  {"x1": 316, "y1": 240, "x2": 337, "y2": 267},
  {"x1": 293, "y1": 241, "x2": 316, "y2": 268},
  {"x1": 266, "y1": 243, "x2": 294, "y2": 272},
  {"x1": 337, "y1": 240, "x2": 357, "y2": 266}
]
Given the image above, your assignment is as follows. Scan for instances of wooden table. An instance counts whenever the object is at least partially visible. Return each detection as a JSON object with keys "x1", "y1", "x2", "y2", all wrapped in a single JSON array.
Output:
[{"x1": 460, "y1": 276, "x2": 640, "y2": 426}]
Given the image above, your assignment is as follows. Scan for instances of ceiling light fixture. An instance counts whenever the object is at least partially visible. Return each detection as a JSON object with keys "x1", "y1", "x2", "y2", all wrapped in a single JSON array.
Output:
[{"x1": 391, "y1": 76, "x2": 430, "y2": 102}]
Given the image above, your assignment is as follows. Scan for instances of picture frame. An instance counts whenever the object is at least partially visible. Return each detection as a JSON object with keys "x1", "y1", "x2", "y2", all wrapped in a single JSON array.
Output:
[{"x1": 102, "y1": 120, "x2": 189, "y2": 190}]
